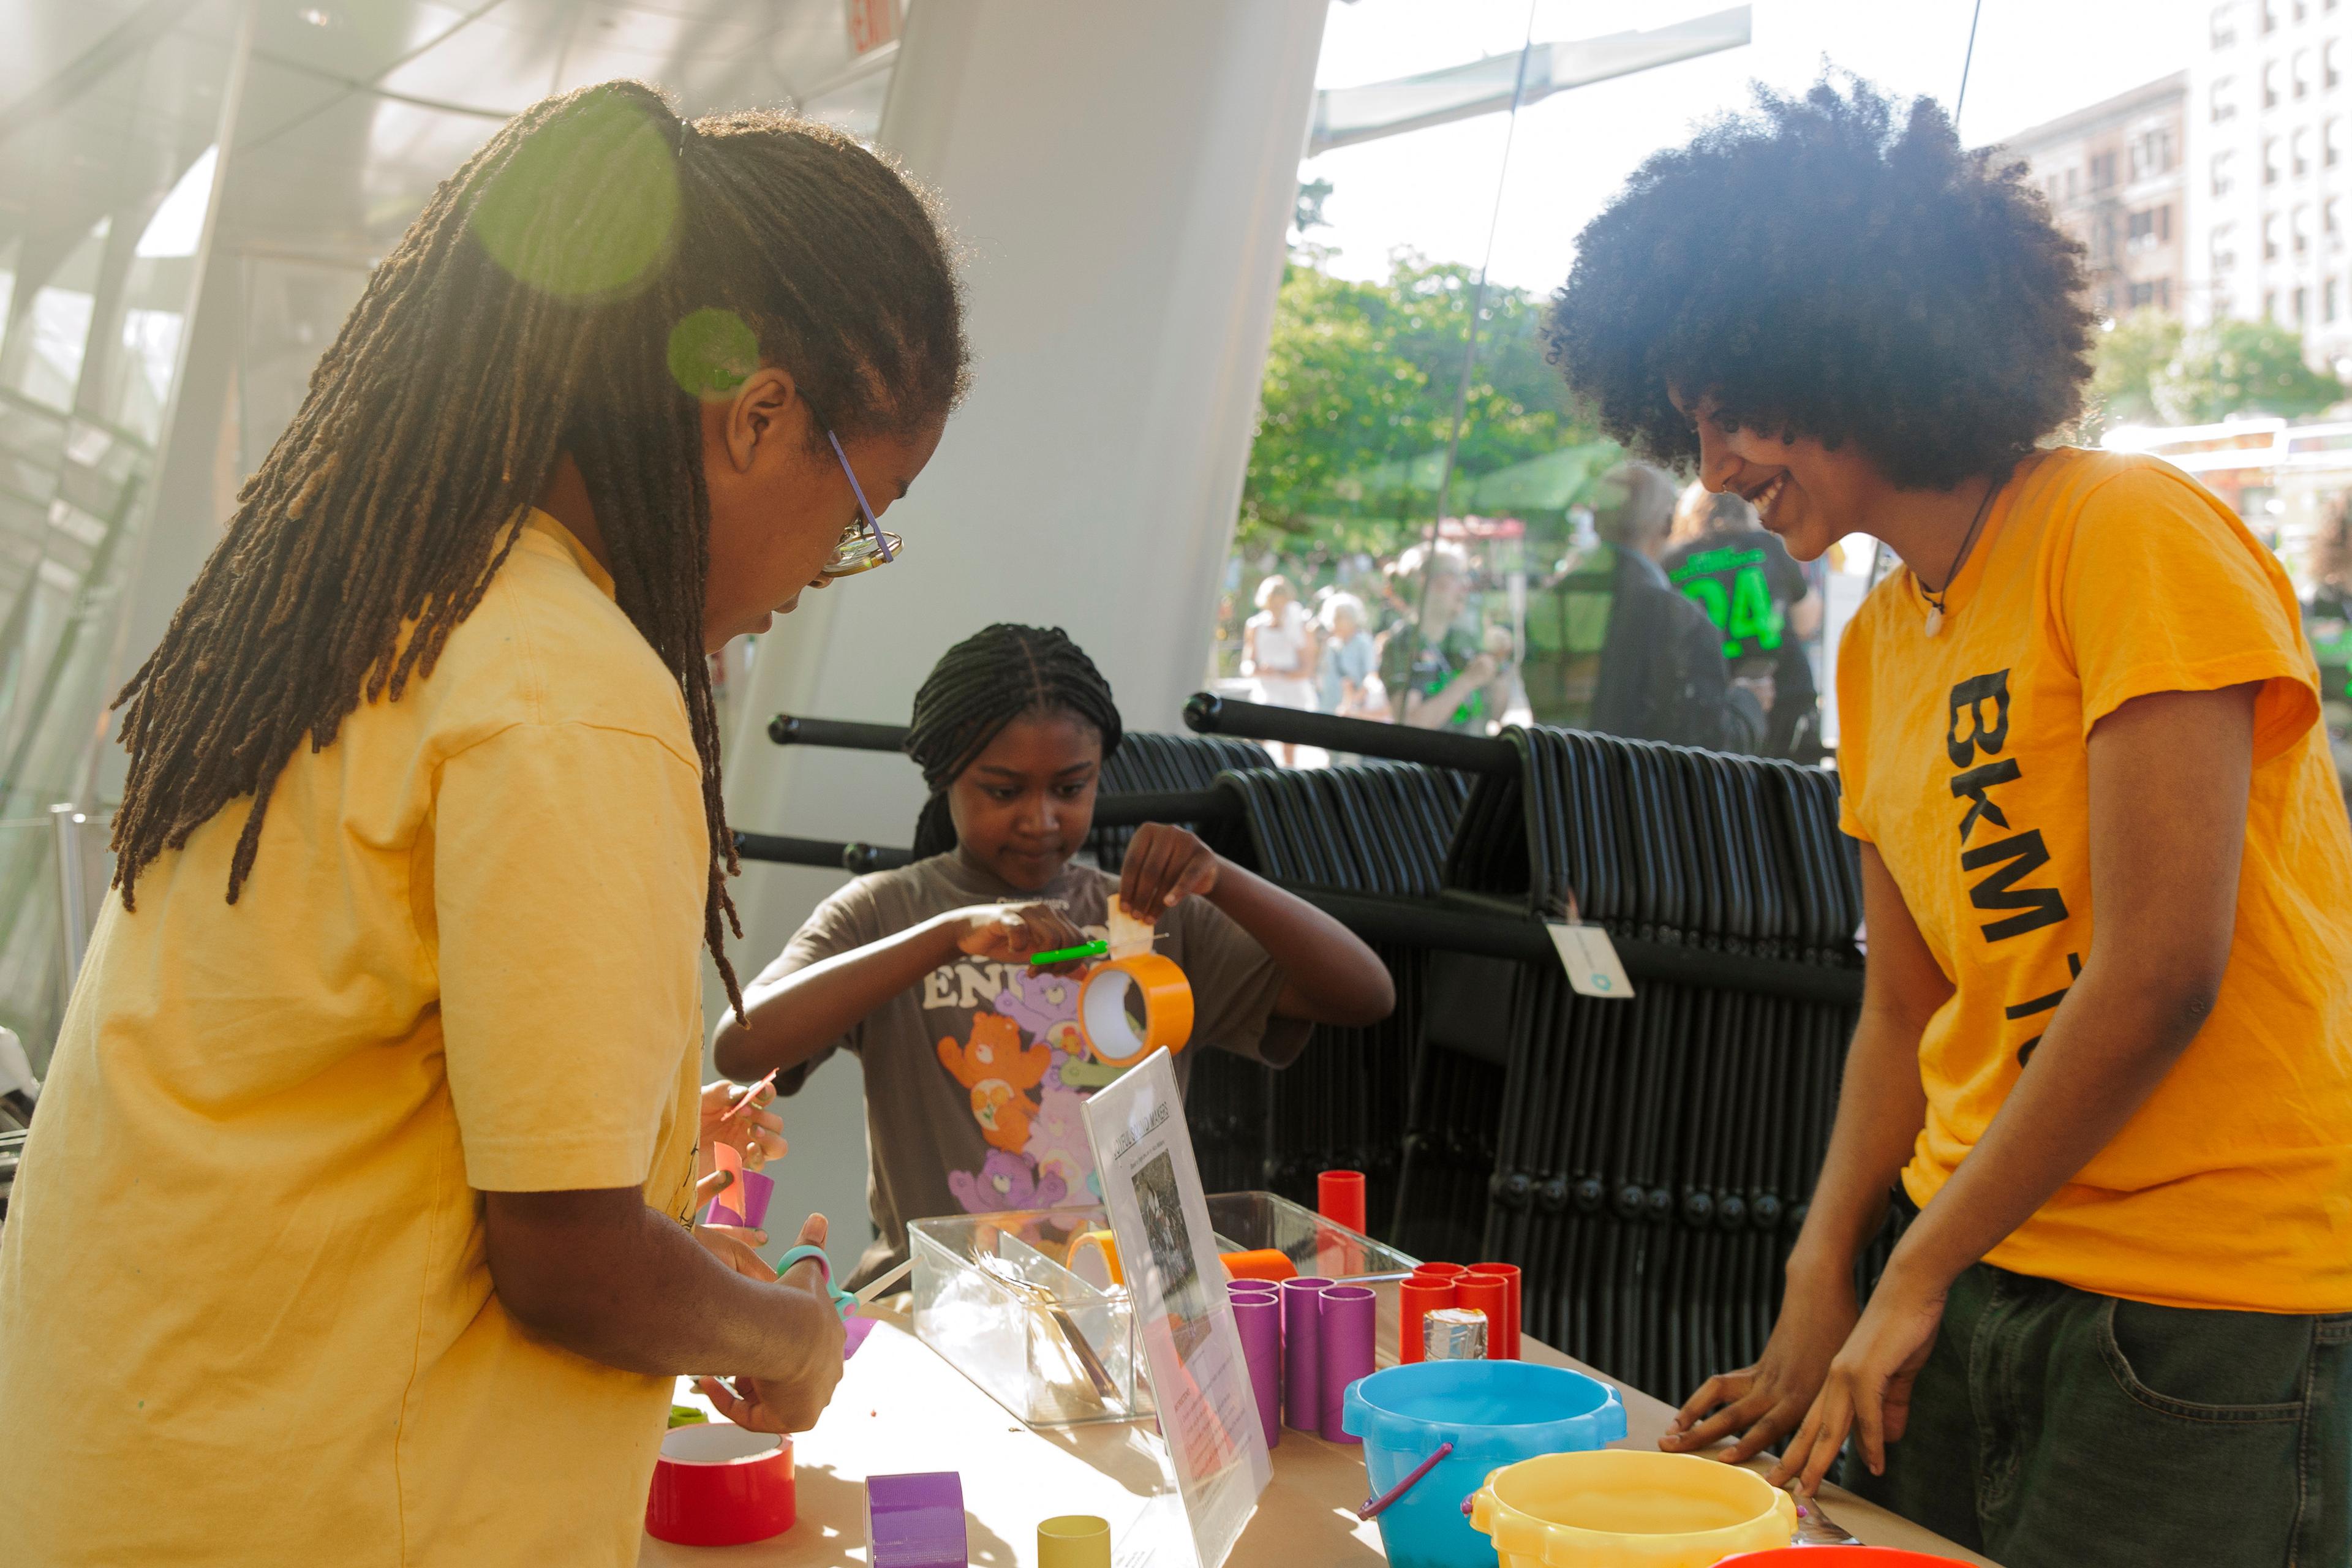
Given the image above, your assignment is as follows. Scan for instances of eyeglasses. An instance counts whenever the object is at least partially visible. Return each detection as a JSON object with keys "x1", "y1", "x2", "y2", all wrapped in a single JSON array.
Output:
[{"x1": 818, "y1": 429, "x2": 902, "y2": 578}]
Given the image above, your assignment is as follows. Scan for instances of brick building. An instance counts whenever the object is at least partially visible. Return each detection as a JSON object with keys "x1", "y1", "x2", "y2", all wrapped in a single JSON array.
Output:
[{"x1": 2002, "y1": 71, "x2": 2189, "y2": 319}]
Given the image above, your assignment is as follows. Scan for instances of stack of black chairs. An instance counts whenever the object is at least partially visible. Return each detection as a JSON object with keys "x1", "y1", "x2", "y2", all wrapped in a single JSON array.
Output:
[
  {"x1": 1087, "y1": 729, "x2": 1275, "y2": 873},
  {"x1": 1173, "y1": 762, "x2": 1472, "y2": 1218},
  {"x1": 1406, "y1": 726, "x2": 1866, "y2": 1396}
]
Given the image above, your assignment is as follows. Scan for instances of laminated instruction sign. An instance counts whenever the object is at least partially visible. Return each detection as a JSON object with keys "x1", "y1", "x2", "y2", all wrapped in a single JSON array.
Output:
[{"x1": 1082, "y1": 1050, "x2": 1270, "y2": 1568}]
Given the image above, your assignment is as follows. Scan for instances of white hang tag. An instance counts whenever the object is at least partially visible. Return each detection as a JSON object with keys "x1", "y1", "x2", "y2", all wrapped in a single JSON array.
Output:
[{"x1": 1546, "y1": 920, "x2": 1634, "y2": 1000}]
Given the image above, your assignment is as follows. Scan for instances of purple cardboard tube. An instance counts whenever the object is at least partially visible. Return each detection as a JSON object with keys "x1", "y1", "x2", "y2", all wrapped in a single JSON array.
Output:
[
  {"x1": 1280, "y1": 1277, "x2": 1331, "y2": 1433},
  {"x1": 733, "y1": 1169, "x2": 774, "y2": 1230},
  {"x1": 1317, "y1": 1285, "x2": 1376, "y2": 1444},
  {"x1": 1230, "y1": 1292, "x2": 1281, "y2": 1451},
  {"x1": 867, "y1": 1472, "x2": 967, "y2": 1568}
]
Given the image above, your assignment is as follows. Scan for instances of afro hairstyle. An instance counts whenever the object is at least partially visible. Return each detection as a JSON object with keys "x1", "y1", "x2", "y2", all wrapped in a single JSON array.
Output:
[{"x1": 1544, "y1": 75, "x2": 2096, "y2": 491}]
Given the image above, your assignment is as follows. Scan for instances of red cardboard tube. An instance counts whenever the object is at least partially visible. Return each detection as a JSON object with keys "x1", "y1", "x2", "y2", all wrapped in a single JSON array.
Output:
[
  {"x1": 1317, "y1": 1170, "x2": 1367, "y2": 1234},
  {"x1": 1411, "y1": 1261, "x2": 1466, "y2": 1283},
  {"x1": 1457, "y1": 1276, "x2": 1510, "y2": 1361},
  {"x1": 1398, "y1": 1275, "x2": 1457, "y2": 1365},
  {"x1": 1469, "y1": 1263, "x2": 1521, "y2": 1359}
]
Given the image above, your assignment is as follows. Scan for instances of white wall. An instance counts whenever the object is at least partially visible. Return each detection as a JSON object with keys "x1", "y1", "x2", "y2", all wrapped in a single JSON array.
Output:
[{"x1": 712, "y1": 0, "x2": 1329, "y2": 1273}]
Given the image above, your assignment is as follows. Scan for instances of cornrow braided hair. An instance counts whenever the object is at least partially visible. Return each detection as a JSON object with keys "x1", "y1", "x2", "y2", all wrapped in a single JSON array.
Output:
[
  {"x1": 108, "y1": 81, "x2": 966, "y2": 1019},
  {"x1": 904, "y1": 625, "x2": 1123, "y2": 858}
]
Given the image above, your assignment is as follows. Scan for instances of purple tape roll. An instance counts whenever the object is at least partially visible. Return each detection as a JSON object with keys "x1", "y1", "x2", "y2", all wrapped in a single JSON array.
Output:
[
  {"x1": 1280, "y1": 1277, "x2": 1331, "y2": 1433},
  {"x1": 1317, "y1": 1284, "x2": 1376, "y2": 1444},
  {"x1": 1230, "y1": 1293, "x2": 1281, "y2": 1450}
]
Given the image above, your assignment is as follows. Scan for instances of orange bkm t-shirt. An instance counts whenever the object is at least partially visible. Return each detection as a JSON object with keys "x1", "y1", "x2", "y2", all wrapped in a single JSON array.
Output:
[{"x1": 1838, "y1": 447, "x2": 2352, "y2": 1313}]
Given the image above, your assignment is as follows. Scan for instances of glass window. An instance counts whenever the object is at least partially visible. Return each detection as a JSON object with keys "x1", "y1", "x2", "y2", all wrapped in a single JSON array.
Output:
[
  {"x1": 2297, "y1": 203, "x2": 2313, "y2": 251},
  {"x1": 2297, "y1": 48, "x2": 2313, "y2": 97},
  {"x1": 2330, "y1": 119, "x2": 2343, "y2": 165},
  {"x1": 2329, "y1": 40, "x2": 2342, "y2": 88},
  {"x1": 2215, "y1": 222, "x2": 2239, "y2": 268},
  {"x1": 2297, "y1": 284, "x2": 2309, "y2": 322},
  {"x1": 2267, "y1": 137, "x2": 2283, "y2": 183},
  {"x1": 2267, "y1": 212, "x2": 2284, "y2": 257},
  {"x1": 2295, "y1": 126, "x2": 2311, "y2": 175},
  {"x1": 2214, "y1": 76, "x2": 2239, "y2": 121},
  {"x1": 2214, "y1": 150, "x2": 2237, "y2": 195},
  {"x1": 2267, "y1": 58, "x2": 2283, "y2": 106},
  {"x1": 2214, "y1": 2, "x2": 2241, "y2": 45}
]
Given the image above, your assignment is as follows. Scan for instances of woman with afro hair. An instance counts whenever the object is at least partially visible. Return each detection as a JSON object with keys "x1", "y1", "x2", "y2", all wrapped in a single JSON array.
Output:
[{"x1": 1550, "y1": 77, "x2": 2352, "y2": 1566}]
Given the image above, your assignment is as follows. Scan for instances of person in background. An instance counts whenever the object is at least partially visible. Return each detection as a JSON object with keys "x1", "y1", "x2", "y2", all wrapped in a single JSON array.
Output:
[
  {"x1": 1242, "y1": 572, "x2": 1318, "y2": 763},
  {"x1": 1520, "y1": 461, "x2": 1763, "y2": 752},
  {"x1": 1664, "y1": 483, "x2": 1824, "y2": 758},
  {"x1": 712, "y1": 625, "x2": 1393, "y2": 1286},
  {"x1": 1552, "y1": 76, "x2": 2352, "y2": 1567},
  {"x1": 1316, "y1": 591, "x2": 1387, "y2": 721},
  {"x1": 1381, "y1": 540, "x2": 1513, "y2": 732},
  {"x1": 2304, "y1": 498, "x2": 2352, "y2": 805}
]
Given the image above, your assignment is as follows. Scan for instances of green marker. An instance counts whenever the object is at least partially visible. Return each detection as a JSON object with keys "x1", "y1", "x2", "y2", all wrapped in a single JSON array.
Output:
[{"x1": 1029, "y1": 939, "x2": 1108, "y2": 967}]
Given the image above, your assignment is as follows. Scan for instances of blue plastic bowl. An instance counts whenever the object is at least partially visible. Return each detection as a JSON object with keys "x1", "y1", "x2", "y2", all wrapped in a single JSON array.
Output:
[{"x1": 1341, "y1": 1360, "x2": 1626, "y2": 1568}]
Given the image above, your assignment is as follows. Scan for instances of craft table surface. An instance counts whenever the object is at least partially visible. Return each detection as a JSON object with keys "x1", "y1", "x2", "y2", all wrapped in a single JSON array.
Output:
[{"x1": 641, "y1": 1303, "x2": 1998, "y2": 1567}]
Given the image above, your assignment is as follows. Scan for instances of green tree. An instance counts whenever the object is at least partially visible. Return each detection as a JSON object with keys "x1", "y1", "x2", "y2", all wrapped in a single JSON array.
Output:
[
  {"x1": 1240, "y1": 253, "x2": 1604, "y2": 560},
  {"x1": 2150, "y1": 317, "x2": 2346, "y2": 424},
  {"x1": 2086, "y1": 310, "x2": 2182, "y2": 431}
]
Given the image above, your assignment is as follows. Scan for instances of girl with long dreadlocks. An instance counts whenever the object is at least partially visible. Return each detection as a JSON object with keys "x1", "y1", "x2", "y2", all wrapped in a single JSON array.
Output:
[
  {"x1": 0, "y1": 83, "x2": 963, "y2": 1565},
  {"x1": 713, "y1": 624, "x2": 1393, "y2": 1287}
]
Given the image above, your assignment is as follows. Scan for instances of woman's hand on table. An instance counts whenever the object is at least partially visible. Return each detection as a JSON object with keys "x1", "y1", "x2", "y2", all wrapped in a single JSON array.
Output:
[
  {"x1": 1118, "y1": 823, "x2": 1219, "y2": 914},
  {"x1": 1661, "y1": 1262, "x2": 1859, "y2": 1465},
  {"x1": 1770, "y1": 1261, "x2": 1950, "y2": 1493},
  {"x1": 693, "y1": 1213, "x2": 846, "y2": 1434},
  {"x1": 698, "y1": 1077, "x2": 786, "y2": 1174}
]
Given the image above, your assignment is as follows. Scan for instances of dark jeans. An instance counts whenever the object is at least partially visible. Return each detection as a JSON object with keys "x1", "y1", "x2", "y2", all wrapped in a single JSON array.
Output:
[{"x1": 1850, "y1": 1262, "x2": 2352, "y2": 1568}]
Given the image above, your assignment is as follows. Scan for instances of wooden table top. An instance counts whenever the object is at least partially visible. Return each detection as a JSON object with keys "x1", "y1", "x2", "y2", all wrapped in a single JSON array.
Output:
[{"x1": 640, "y1": 1303, "x2": 1996, "y2": 1567}]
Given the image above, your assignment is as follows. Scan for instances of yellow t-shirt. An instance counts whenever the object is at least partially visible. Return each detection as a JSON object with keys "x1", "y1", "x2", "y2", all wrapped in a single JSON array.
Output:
[
  {"x1": 0, "y1": 514, "x2": 710, "y2": 1564},
  {"x1": 1838, "y1": 448, "x2": 2352, "y2": 1314}
]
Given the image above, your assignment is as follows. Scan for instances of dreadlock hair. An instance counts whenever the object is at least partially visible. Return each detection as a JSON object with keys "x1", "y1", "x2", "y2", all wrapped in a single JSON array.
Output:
[
  {"x1": 108, "y1": 81, "x2": 967, "y2": 1019},
  {"x1": 903, "y1": 625, "x2": 1124, "y2": 859}
]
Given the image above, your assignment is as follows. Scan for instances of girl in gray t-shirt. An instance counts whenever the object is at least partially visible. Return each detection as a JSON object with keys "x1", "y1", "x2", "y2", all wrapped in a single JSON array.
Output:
[{"x1": 712, "y1": 624, "x2": 1395, "y2": 1286}]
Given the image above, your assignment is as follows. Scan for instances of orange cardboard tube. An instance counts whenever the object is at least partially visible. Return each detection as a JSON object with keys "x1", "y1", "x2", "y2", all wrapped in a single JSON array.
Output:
[
  {"x1": 1457, "y1": 1276, "x2": 1510, "y2": 1361},
  {"x1": 1220, "y1": 1249, "x2": 1300, "y2": 1283},
  {"x1": 1398, "y1": 1275, "x2": 1457, "y2": 1365}
]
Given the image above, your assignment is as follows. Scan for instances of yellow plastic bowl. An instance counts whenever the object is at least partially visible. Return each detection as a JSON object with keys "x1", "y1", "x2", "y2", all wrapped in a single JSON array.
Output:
[{"x1": 1469, "y1": 1450, "x2": 1799, "y2": 1567}]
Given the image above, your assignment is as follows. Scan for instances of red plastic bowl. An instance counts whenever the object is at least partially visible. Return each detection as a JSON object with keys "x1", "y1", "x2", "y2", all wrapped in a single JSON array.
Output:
[
  {"x1": 644, "y1": 1422, "x2": 796, "y2": 1547},
  {"x1": 1718, "y1": 1550, "x2": 1966, "y2": 1566}
]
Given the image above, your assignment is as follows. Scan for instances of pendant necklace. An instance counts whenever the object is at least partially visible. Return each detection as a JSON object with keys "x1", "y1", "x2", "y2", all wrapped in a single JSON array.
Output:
[{"x1": 1920, "y1": 471, "x2": 2005, "y2": 639}]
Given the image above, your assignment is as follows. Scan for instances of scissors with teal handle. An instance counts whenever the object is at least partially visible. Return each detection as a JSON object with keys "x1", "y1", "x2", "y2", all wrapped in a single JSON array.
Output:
[{"x1": 772, "y1": 1243, "x2": 859, "y2": 1318}]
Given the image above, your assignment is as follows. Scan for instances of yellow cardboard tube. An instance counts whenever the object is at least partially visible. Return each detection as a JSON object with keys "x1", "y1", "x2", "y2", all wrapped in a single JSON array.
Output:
[
  {"x1": 1076, "y1": 952, "x2": 1194, "y2": 1068},
  {"x1": 1039, "y1": 1515, "x2": 1111, "y2": 1568},
  {"x1": 1067, "y1": 1229, "x2": 1123, "y2": 1289}
]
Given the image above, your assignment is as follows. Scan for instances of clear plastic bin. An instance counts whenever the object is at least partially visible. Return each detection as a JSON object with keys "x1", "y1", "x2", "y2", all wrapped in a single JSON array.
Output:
[{"x1": 908, "y1": 1191, "x2": 1420, "y2": 1428}]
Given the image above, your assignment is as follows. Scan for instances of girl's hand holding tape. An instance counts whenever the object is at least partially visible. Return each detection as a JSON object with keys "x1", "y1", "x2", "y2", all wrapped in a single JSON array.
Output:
[
  {"x1": 1117, "y1": 823, "x2": 1221, "y2": 914},
  {"x1": 692, "y1": 1213, "x2": 846, "y2": 1434}
]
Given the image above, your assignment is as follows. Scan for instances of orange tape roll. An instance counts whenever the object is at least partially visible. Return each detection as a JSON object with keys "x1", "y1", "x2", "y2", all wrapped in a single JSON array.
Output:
[{"x1": 1076, "y1": 953, "x2": 1194, "y2": 1068}]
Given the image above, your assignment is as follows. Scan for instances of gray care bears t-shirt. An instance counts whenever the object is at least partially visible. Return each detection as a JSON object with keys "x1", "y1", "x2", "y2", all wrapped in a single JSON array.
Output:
[{"x1": 765, "y1": 851, "x2": 1313, "y2": 1286}]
